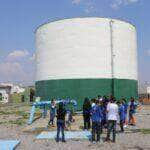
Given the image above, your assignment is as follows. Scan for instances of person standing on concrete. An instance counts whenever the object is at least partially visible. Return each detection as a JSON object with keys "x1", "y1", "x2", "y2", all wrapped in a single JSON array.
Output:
[
  {"x1": 105, "y1": 99, "x2": 118, "y2": 143},
  {"x1": 122, "y1": 98, "x2": 128, "y2": 127},
  {"x1": 102, "y1": 95, "x2": 109, "y2": 129},
  {"x1": 118, "y1": 101, "x2": 125, "y2": 132},
  {"x1": 56, "y1": 102, "x2": 66, "y2": 142},
  {"x1": 83, "y1": 97, "x2": 92, "y2": 130},
  {"x1": 48, "y1": 99, "x2": 56, "y2": 126},
  {"x1": 129, "y1": 97, "x2": 137, "y2": 126},
  {"x1": 91, "y1": 100, "x2": 102, "y2": 143}
]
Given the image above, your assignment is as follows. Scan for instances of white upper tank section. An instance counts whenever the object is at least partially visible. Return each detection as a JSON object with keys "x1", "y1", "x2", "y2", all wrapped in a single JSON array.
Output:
[{"x1": 35, "y1": 17, "x2": 137, "y2": 81}]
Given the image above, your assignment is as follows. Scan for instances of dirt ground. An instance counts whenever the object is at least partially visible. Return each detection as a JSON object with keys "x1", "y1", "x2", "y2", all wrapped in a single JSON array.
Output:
[{"x1": 0, "y1": 104, "x2": 150, "y2": 150}]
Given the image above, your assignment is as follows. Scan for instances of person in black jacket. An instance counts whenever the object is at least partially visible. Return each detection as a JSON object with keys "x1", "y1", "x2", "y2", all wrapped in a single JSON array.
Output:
[
  {"x1": 56, "y1": 102, "x2": 66, "y2": 142},
  {"x1": 83, "y1": 97, "x2": 92, "y2": 130}
]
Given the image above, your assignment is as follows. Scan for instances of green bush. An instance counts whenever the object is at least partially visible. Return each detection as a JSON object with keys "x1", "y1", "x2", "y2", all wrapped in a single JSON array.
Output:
[{"x1": 11, "y1": 93, "x2": 22, "y2": 103}]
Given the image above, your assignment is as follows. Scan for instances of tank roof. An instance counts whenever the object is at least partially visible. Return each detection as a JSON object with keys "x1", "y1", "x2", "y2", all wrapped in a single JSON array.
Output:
[{"x1": 35, "y1": 17, "x2": 136, "y2": 33}]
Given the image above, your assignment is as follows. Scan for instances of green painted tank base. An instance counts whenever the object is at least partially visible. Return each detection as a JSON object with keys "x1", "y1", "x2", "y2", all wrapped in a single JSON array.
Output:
[{"x1": 35, "y1": 78, "x2": 138, "y2": 110}]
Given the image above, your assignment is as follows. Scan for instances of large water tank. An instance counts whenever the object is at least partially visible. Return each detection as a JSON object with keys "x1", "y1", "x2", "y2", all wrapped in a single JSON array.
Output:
[{"x1": 35, "y1": 17, "x2": 138, "y2": 108}]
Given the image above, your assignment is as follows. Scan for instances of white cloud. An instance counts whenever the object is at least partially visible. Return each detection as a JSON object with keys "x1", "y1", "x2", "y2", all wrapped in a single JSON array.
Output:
[
  {"x1": 110, "y1": 0, "x2": 140, "y2": 9},
  {"x1": 6, "y1": 50, "x2": 29, "y2": 61},
  {"x1": 71, "y1": 0, "x2": 140, "y2": 11},
  {"x1": 0, "y1": 50, "x2": 35, "y2": 85},
  {"x1": 0, "y1": 62, "x2": 28, "y2": 83},
  {"x1": 84, "y1": 1, "x2": 97, "y2": 13},
  {"x1": 72, "y1": 0, "x2": 82, "y2": 5},
  {"x1": 71, "y1": 0, "x2": 97, "y2": 13},
  {"x1": 124, "y1": 0, "x2": 139, "y2": 5},
  {"x1": 147, "y1": 50, "x2": 150, "y2": 56},
  {"x1": 29, "y1": 53, "x2": 36, "y2": 61},
  {"x1": 127, "y1": 0, "x2": 139, "y2": 3},
  {"x1": 110, "y1": 0, "x2": 123, "y2": 9}
]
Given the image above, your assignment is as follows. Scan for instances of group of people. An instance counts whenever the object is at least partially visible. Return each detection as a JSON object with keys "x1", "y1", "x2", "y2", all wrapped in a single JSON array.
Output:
[
  {"x1": 83, "y1": 95, "x2": 137, "y2": 143},
  {"x1": 48, "y1": 95, "x2": 138, "y2": 143}
]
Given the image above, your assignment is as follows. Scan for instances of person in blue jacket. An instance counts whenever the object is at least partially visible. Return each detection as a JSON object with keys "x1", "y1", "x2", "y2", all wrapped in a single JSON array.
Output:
[
  {"x1": 129, "y1": 97, "x2": 137, "y2": 125},
  {"x1": 118, "y1": 101, "x2": 125, "y2": 132},
  {"x1": 102, "y1": 95, "x2": 109, "y2": 129},
  {"x1": 99, "y1": 99, "x2": 104, "y2": 133},
  {"x1": 91, "y1": 100, "x2": 102, "y2": 143},
  {"x1": 122, "y1": 98, "x2": 128, "y2": 127}
]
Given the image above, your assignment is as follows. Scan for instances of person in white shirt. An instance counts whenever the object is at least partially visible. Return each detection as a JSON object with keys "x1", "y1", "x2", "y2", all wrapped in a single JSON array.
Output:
[
  {"x1": 91, "y1": 98, "x2": 96, "y2": 108},
  {"x1": 97, "y1": 95, "x2": 103, "y2": 102},
  {"x1": 106, "y1": 99, "x2": 118, "y2": 143}
]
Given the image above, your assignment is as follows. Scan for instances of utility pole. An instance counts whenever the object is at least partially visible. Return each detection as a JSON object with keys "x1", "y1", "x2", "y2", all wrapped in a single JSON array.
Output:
[{"x1": 110, "y1": 20, "x2": 115, "y2": 97}]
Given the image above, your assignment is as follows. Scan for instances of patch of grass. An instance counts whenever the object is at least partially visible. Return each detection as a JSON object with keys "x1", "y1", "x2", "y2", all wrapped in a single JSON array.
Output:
[
  {"x1": 0, "y1": 121, "x2": 7, "y2": 125},
  {"x1": 24, "y1": 127, "x2": 49, "y2": 134},
  {"x1": 15, "y1": 111, "x2": 29, "y2": 119},
  {"x1": 0, "y1": 119, "x2": 26, "y2": 126},
  {"x1": 0, "y1": 110, "x2": 29, "y2": 119},
  {"x1": 140, "y1": 129, "x2": 150, "y2": 134},
  {"x1": 35, "y1": 112, "x2": 41, "y2": 117},
  {"x1": 10, "y1": 93, "x2": 22, "y2": 103},
  {"x1": 0, "y1": 111, "x2": 12, "y2": 115},
  {"x1": 8, "y1": 119, "x2": 26, "y2": 126}
]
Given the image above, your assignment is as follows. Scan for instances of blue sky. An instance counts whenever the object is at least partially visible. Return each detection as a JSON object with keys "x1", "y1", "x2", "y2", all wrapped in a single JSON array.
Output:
[{"x1": 0, "y1": 0, "x2": 149, "y2": 85}]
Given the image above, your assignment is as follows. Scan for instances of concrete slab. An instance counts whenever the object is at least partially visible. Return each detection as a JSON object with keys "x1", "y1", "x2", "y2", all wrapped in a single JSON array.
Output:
[
  {"x1": 36, "y1": 131, "x2": 91, "y2": 140},
  {"x1": 0, "y1": 140, "x2": 20, "y2": 150}
]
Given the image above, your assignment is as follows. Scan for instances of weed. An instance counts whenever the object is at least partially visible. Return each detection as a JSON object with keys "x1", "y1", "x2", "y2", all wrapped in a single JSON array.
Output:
[
  {"x1": 0, "y1": 111, "x2": 12, "y2": 115},
  {"x1": 140, "y1": 128, "x2": 150, "y2": 134},
  {"x1": 8, "y1": 119, "x2": 26, "y2": 126}
]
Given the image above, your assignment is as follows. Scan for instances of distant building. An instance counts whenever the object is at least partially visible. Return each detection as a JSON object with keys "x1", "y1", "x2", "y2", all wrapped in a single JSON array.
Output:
[
  {"x1": 0, "y1": 85, "x2": 11, "y2": 103},
  {"x1": 11, "y1": 85, "x2": 25, "y2": 94},
  {"x1": 147, "y1": 87, "x2": 150, "y2": 94},
  {"x1": 138, "y1": 82, "x2": 150, "y2": 100},
  {"x1": 0, "y1": 83, "x2": 25, "y2": 103}
]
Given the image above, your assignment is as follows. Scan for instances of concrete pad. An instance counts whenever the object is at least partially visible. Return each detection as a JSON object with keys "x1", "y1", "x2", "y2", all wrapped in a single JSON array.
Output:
[
  {"x1": 0, "y1": 140, "x2": 20, "y2": 150},
  {"x1": 36, "y1": 131, "x2": 91, "y2": 140}
]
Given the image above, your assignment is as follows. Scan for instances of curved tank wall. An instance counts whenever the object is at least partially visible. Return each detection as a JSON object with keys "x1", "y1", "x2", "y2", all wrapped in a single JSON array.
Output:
[{"x1": 35, "y1": 17, "x2": 138, "y2": 109}]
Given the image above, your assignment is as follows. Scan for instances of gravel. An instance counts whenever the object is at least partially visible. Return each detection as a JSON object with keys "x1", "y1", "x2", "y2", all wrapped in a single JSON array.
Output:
[{"x1": 0, "y1": 105, "x2": 150, "y2": 150}]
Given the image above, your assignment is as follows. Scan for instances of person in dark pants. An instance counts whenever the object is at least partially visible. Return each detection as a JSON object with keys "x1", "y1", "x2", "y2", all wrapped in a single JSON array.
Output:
[
  {"x1": 129, "y1": 97, "x2": 137, "y2": 126},
  {"x1": 102, "y1": 95, "x2": 109, "y2": 129},
  {"x1": 56, "y1": 102, "x2": 66, "y2": 142},
  {"x1": 118, "y1": 101, "x2": 125, "y2": 132},
  {"x1": 83, "y1": 97, "x2": 92, "y2": 130},
  {"x1": 91, "y1": 100, "x2": 102, "y2": 143},
  {"x1": 122, "y1": 98, "x2": 128, "y2": 127},
  {"x1": 99, "y1": 99, "x2": 104, "y2": 134},
  {"x1": 107, "y1": 120, "x2": 117, "y2": 142},
  {"x1": 106, "y1": 99, "x2": 118, "y2": 143}
]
